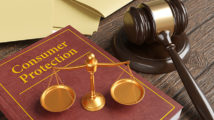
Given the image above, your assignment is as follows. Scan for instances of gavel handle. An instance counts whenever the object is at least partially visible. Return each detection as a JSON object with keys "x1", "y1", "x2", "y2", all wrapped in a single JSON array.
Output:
[{"x1": 157, "y1": 31, "x2": 214, "y2": 120}]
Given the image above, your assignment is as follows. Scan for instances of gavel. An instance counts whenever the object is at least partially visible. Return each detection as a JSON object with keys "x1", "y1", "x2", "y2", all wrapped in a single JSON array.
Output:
[{"x1": 122, "y1": 0, "x2": 214, "y2": 119}]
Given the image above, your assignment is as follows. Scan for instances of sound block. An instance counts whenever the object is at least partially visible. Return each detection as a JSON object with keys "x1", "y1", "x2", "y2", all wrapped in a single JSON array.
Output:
[{"x1": 113, "y1": 29, "x2": 190, "y2": 74}]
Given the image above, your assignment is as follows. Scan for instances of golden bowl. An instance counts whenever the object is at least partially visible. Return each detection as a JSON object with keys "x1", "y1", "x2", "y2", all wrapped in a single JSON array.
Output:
[
  {"x1": 110, "y1": 78, "x2": 145, "y2": 105},
  {"x1": 40, "y1": 85, "x2": 76, "y2": 112}
]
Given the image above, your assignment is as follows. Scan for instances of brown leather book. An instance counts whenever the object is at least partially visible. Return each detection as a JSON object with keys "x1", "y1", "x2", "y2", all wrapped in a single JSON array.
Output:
[{"x1": 0, "y1": 26, "x2": 182, "y2": 120}]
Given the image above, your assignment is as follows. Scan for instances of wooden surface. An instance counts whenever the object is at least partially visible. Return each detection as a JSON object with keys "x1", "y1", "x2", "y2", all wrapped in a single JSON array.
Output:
[{"x1": 0, "y1": 0, "x2": 213, "y2": 119}]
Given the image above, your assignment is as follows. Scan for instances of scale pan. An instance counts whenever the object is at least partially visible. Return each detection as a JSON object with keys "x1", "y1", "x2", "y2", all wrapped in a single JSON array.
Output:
[
  {"x1": 40, "y1": 85, "x2": 76, "y2": 112},
  {"x1": 111, "y1": 79, "x2": 145, "y2": 105}
]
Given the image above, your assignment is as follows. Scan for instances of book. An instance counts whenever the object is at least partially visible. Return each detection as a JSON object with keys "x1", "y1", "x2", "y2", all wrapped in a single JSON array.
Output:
[
  {"x1": 74, "y1": 0, "x2": 133, "y2": 17},
  {"x1": 53, "y1": 0, "x2": 101, "y2": 35},
  {"x1": 0, "y1": 25, "x2": 182, "y2": 120},
  {"x1": 0, "y1": 0, "x2": 52, "y2": 43}
]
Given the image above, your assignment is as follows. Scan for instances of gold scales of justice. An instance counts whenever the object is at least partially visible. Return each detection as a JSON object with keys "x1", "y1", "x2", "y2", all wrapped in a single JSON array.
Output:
[{"x1": 40, "y1": 53, "x2": 145, "y2": 112}]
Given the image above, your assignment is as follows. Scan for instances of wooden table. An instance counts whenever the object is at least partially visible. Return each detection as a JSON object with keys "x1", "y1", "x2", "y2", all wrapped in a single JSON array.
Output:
[{"x1": 0, "y1": 0, "x2": 213, "y2": 119}]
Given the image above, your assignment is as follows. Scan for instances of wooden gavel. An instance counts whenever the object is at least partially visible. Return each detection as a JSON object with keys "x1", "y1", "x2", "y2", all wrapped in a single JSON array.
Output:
[{"x1": 123, "y1": 0, "x2": 214, "y2": 119}]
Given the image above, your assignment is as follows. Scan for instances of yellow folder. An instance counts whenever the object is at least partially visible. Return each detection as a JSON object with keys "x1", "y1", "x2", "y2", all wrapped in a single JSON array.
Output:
[
  {"x1": 0, "y1": 0, "x2": 52, "y2": 43},
  {"x1": 53, "y1": 0, "x2": 101, "y2": 35},
  {"x1": 74, "y1": 0, "x2": 132, "y2": 17},
  {"x1": 0, "y1": 0, "x2": 131, "y2": 42}
]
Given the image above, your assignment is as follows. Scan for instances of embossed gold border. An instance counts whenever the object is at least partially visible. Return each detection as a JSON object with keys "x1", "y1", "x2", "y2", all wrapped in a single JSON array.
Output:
[{"x1": 0, "y1": 28, "x2": 175, "y2": 120}]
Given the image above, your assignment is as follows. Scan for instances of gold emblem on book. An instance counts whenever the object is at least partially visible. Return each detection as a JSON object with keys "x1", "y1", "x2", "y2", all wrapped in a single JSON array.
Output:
[{"x1": 40, "y1": 53, "x2": 145, "y2": 112}]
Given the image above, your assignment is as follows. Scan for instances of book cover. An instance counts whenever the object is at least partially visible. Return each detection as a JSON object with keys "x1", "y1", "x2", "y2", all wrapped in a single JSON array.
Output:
[{"x1": 0, "y1": 26, "x2": 182, "y2": 120}]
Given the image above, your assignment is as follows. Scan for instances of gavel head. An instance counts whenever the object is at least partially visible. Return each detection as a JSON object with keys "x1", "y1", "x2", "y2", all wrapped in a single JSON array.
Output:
[{"x1": 123, "y1": 0, "x2": 188, "y2": 45}]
